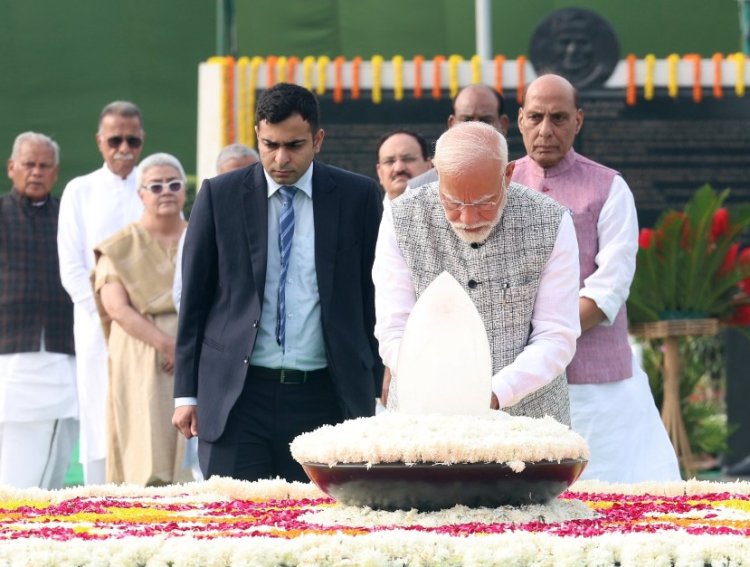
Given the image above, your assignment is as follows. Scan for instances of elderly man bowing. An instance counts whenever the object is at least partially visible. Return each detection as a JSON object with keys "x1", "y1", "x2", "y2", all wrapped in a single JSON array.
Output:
[{"x1": 373, "y1": 121, "x2": 580, "y2": 421}]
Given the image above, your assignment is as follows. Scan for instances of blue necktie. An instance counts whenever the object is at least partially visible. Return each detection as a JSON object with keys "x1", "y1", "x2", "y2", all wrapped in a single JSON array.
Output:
[{"x1": 276, "y1": 185, "x2": 297, "y2": 349}]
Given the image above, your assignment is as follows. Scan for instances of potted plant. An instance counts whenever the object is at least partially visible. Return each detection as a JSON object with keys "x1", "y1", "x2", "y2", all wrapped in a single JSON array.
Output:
[
  {"x1": 628, "y1": 184, "x2": 750, "y2": 325},
  {"x1": 628, "y1": 184, "x2": 750, "y2": 475}
]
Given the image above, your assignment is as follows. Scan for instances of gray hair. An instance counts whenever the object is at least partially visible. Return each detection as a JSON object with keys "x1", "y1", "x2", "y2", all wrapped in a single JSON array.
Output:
[
  {"x1": 10, "y1": 131, "x2": 60, "y2": 165},
  {"x1": 433, "y1": 121, "x2": 507, "y2": 177},
  {"x1": 216, "y1": 143, "x2": 259, "y2": 169},
  {"x1": 98, "y1": 100, "x2": 143, "y2": 130},
  {"x1": 137, "y1": 153, "x2": 186, "y2": 188}
]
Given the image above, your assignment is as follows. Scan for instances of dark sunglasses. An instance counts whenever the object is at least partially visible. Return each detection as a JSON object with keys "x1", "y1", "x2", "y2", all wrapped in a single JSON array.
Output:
[
  {"x1": 142, "y1": 180, "x2": 185, "y2": 194},
  {"x1": 106, "y1": 136, "x2": 143, "y2": 149}
]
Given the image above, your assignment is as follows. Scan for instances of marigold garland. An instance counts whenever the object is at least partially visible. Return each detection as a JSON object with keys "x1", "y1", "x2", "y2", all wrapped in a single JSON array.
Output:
[
  {"x1": 684, "y1": 53, "x2": 702, "y2": 103},
  {"x1": 287, "y1": 56, "x2": 298, "y2": 83},
  {"x1": 448, "y1": 54, "x2": 463, "y2": 98},
  {"x1": 471, "y1": 54, "x2": 482, "y2": 84},
  {"x1": 302, "y1": 56, "x2": 315, "y2": 91},
  {"x1": 516, "y1": 55, "x2": 526, "y2": 104},
  {"x1": 333, "y1": 56, "x2": 345, "y2": 103},
  {"x1": 667, "y1": 53, "x2": 680, "y2": 98},
  {"x1": 626, "y1": 54, "x2": 637, "y2": 106},
  {"x1": 732, "y1": 52, "x2": 746, "y2": 96},
  {"x1": 644, "y1": 54, "x2": 656, "y2": 100},
  {"x1": 371, "y1": 55, "x2": 383, "y2": 103},
  {"x1": 351, "y1": 56, "x2": 362, "y2": 100},
  {"x1": 276, "y1": 56, "x2": 287, "y2": 87},
  {"x1": 210, "y1": 51, "x2": 750, "y2": 142},
  {"x1": 494, "y1": 55, "x2": 505, "y2": 94},
  {"x1": 393, "y1": 55, "x2": 404, "y2": 101},
  {"x1": 248, "y1": 56, "x2": 264, "y2": 147},
  {"x1": 432, "y1": 55, "x2": 445, "y2": 100},
  {"x1": 712, "y1": 53, "x2": 724, "y2": 99},
  {"x1": 316, "y1": 56, "x2": 330, "y2": 96},
  {"x1": 236, "y1": 56, "x2": 250, "y2": 146},
  {"x1": 413, "y1": 55, "x2": 424, "y2": 99},
  {"x1": 224, "y1": 56, "x2": 235, "y2": 144},
  {"x1": 266, "y1": 56, "x2": 277, "y2": 88}
]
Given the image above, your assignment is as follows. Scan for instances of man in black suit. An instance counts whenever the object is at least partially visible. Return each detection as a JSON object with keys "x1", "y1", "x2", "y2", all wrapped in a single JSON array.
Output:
[{"x1": 172, "y1": 83, "x2": 383, "y2": 482}]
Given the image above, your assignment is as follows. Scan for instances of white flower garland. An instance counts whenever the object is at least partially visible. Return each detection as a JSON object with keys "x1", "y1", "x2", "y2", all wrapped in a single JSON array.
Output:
[{"x1": 290, "y1": 412, "x2": 589, "y2": 465}]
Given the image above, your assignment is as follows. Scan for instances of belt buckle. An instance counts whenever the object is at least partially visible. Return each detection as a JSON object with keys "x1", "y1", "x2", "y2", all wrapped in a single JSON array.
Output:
[{"x1": 279, "y1": 369, "x2": 305, "y2": 384}]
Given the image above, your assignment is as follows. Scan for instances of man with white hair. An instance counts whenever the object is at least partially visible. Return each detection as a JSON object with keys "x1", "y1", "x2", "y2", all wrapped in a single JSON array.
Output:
[
  {"x1": 58, "y1": 101, "x2": 145, "y2": 484},
  {"x1": 373, "y1": 121, "x2": 580, "y2": 421},
  {"x1": 1, "y1": 132, "x2": 78, "y2": 489},
  {"x1": 215, "y1": 143, "x2": 259, "y2": 174}
]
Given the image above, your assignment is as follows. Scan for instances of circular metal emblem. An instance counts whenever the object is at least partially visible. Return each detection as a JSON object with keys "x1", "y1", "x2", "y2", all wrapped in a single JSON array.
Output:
[{"x1": 529, "y1": 8, "x2": 620, "y2": 89}]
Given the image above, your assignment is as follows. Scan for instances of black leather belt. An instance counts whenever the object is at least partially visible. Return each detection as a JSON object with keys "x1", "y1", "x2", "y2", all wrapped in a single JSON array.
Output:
[{"x1": 248, "y1": 365, "x2": 328, "y2": 384}]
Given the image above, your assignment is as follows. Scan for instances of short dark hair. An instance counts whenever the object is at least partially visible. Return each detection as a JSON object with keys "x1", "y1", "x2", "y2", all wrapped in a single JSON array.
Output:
[
  {"x1": 376, "y1": 129, "x2": 430, "y2": 162},
  {"x1": 452, "y1": 84, "x2": 506, "y2": 117},
  {"x1": 255, "y1": 83, "x2": 320, "y2": 133}
]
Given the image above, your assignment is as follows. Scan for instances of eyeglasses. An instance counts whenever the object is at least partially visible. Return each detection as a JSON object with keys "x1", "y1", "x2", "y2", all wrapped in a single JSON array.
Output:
[
  {"x1": 106, "y1": 136, "x2": 143, "y2": 149},
  {"x1": 142, "y1": 180, "x2": 184, "y2": 194},
  {"x1": 439, "y1": 192, "x2": 501, "y2": 213},
  {"x1": 379, "y1": 155, "x2": 421, "y2": 167}
]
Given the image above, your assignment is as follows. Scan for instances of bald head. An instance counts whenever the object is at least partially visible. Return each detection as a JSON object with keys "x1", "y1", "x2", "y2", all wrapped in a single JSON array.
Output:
[
  {"x1": 518, "y1": 74, "x2": 583, "y2": 169},
  {"x1": 448, "y1": 84, "x2": 509, "y2": 135},
  {"x1": 524, "y1": 74, "x2": 579, "y2": 108}
]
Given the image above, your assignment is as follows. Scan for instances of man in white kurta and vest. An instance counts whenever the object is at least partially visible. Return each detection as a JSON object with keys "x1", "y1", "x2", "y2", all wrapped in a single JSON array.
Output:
[
  {"x1": 374, "y1": 121, "x2": 581, "y2": 422},
  {"x1": 513, "y1": 73, "x2": 680, "y2": 482},
  {"x1": 58, "y1": 101, "x2": 145, "y2": 484},
  {"x1": 1, "y1": 132, "x2": 78, "y2": 488}
]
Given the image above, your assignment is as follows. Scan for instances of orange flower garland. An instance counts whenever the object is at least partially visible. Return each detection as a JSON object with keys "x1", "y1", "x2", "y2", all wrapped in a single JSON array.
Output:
[
  {"x1": 287, "y1": 56, "x2": 298, "y2": 84},
  {"x1": 333, "y1": 56, "x2": 345, "y2": 103},
  {"x1": 516, "y1": 55, "x2": 526, "y2": 104},
  {"x1": 494, "y1": 55, "x2": 505, "y2": 94},
  {"x1": 712, "y1": 53, "x2": 723, "y2": 99},
  {"x1": 266, "y1": 56, "x2": 277, "y2": 88},
  {"x1": 224, "y1": 56, "x2": 235, "y2": 144},
  {"x1": 432, "y1": 55, "x2": 445, "y2": 100},
  {"x1": 626, "y1": 54, "x2": 637, "y2": 106},
  {"x1": 413, "y1": 55, "x2": 424, "y2": 99},
  {"x1": 351, "y1": 56, "x2": 362, "y2": 100},
  {"x1": 683, "y1": 53, "x2": 702, "y2": 103}
]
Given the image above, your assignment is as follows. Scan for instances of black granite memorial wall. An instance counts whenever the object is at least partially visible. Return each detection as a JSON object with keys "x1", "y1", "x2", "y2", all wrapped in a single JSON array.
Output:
[{"x1": 317, "y1": 90, "x2": 750, "y2": 232}]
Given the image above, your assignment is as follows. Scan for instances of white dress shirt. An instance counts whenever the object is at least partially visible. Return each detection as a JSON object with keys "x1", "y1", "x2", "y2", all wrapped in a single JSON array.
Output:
[{"x1": 373, "y1": 200, "x2": 581, "y2": 409}]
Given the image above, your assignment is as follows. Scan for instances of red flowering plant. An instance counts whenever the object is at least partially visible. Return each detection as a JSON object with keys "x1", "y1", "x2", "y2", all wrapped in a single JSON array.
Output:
[{"x1": 628, "y1": 185, "x2": 750, "y2": 326}]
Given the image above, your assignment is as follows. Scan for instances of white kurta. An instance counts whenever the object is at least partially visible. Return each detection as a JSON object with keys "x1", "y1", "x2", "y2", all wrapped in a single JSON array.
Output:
[
  {"x1": 569, "y1": 176, "x2": 680, "y2": 482},
  {"x1": 57, "y1": 165, "x2": 143, "y2": 464},
  {"x1": 373, "y1": 200, "x2": 581, "y2": 409}
]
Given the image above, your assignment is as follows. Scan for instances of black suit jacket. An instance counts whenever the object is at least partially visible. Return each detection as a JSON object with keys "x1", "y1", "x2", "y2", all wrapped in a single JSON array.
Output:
[{"x1": 175, "y1": 161, "x2": 384, "y2": 442}]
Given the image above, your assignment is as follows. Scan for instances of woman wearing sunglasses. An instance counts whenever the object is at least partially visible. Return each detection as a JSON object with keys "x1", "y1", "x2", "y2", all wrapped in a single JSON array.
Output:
[{"x1": 92, "y1": 153, "x2": 192, "y2": 486}]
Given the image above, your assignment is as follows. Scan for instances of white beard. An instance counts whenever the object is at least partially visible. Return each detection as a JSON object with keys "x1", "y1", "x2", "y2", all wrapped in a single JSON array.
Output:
[{"x1": 448, "y1": 194, "x2": 506, "y2": 244}]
